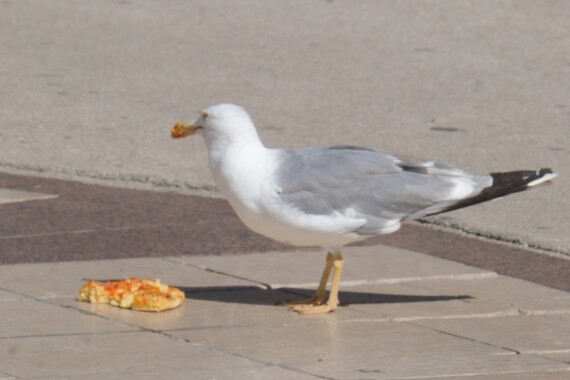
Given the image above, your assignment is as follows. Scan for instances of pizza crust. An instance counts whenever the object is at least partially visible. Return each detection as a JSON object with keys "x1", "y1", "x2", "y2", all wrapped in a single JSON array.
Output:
[{"x1": 78, "y1": 278, "x2": 185, "y2": 312}]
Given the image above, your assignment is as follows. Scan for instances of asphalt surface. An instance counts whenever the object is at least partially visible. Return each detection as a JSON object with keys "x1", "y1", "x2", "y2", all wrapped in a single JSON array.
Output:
[
  {"x1": 2, "y1": 172, "x2": 569, "y2": 293},
  {"x1": 0, "y1": 0, "x2": 568, "y2": 254}
]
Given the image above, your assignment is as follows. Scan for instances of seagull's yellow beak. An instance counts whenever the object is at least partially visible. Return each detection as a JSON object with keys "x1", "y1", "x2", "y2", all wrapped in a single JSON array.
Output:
[{"x1": 171, "y1": 122, "x2": 202, "y2": 139}]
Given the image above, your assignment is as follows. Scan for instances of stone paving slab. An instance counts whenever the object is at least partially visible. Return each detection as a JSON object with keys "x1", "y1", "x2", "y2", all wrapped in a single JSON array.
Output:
[
  {"x1": 405, "y1": 276, "x2": 570, "y2": 314},
  {"x1": 50, "y1": 272, "x2": 544, "y2": 332},
  {"x1": 36, "y1": 366, "x2": 319, "y2": 380},
  {"x1": 0, "y1": 298, "x2": 137, "y2": 339},
  {"x1": 327, "y1": 282, "x2": 519, "y2": 321},
  {"x1": 416, "y1": 314, "x2": 570, "y2": 354},
  {"x1": 1, "y1": 250, "x2": 570, "y2": 379},
  {"x1": 423, "y1": 369, "x2": 570, "y2": 380},
  {"x1": 55, "y1": 288, "x2": 368, "y2": 331},
  {"x1": 172, "y1": 321, "x2": 567, "y2": 380},
  {"x1": 172, "y1": 245, "x2": 494, "y2": 289},
  {"x1": 0, "y1": 257, "x2": 259, "y2": 299},
  {"x1": 0, "y1": 332, "x2": 264, "y2": 379}
]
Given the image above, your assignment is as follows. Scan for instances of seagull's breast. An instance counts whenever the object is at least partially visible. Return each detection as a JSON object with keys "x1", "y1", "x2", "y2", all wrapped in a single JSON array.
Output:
[
  {"x1": 210, "y1": 144, "x2": 277, "y2": 212},
  {"x1": 209, "y1": 146, "x2": 364, "y2": 247},
  {"x1": 209, "y1": 143, "x2": 281, "y2": 230}
]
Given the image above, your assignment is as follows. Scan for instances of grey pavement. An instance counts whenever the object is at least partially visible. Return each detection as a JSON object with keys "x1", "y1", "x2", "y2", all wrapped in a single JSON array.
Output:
[
  {"x1": 3, "y1": 171, "x2": 570, "y2": 379},
  {"x1": 2, "y1": 246, "x2": 570, "y2": 379},
  {"x1": 0, "y1": 0, "x2": 568, "y2": 253}
]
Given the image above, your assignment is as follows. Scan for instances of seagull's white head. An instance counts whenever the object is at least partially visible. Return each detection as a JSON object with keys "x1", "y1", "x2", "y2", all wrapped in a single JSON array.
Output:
[{"x1": 171, "y1": 103, "x2": 260, "y2": 147}]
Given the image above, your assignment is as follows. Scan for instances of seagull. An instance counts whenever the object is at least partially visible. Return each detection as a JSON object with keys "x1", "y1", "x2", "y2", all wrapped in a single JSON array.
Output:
[{"x1": 171, "y1": 103, "x2": 557, "y2": 314}]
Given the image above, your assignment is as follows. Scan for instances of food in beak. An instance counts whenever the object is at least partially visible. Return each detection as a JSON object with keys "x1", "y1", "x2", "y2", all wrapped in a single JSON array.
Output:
[{"x1": 171, "y1": 122, "x2": 195, "y2": 139}]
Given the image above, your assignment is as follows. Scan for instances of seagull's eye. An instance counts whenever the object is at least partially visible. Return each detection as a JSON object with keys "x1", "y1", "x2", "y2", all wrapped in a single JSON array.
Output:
[{"x1": 202, "y1": 112, "x2": 209, "y2": 120}]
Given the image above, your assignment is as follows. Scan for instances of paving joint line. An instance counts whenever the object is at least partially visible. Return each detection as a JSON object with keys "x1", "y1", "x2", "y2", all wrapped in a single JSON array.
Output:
[
  {"x1": 384, "y1": 367, "x2": 570, "y2": 380},
  {"x1": 272, "y1": 272, "x2": 499, "y2": 290},
  {"x1": 0, "y1": 372, "x2": 17, "y2": 380},
  {"x1": 409, "y1": 321, "x2": 522, "y2": 355},
  {"x1": 522, "y1": 353, "x2": 570, "y2": 368},
  {"x1": 389, "y1": 309, "x2": 522, "y2": 322},
  {"x1": 176, "y1": 335, "x2": 338, "y2": 380},
  {"x1": 0, "y1": 329, "x2": 140, "y2": 341},
  {"x1": 0, "y1": 286, "x2": 49, "y2": 303},
  {"x1": 523, "y1": 348, "x2": 570, "y2": 355},
  {"x1": 160, "y1": 257, "x2": 273, "y2": 289},
  {"x1": 0, "y1": 285, "x2": 149, "y2": 334},
  {"x1": 303, "y1": 309, "x2": 524, "y2": 326},
  {"x1": 521, "y1": 309, "x2": 570, "y2": 316}
]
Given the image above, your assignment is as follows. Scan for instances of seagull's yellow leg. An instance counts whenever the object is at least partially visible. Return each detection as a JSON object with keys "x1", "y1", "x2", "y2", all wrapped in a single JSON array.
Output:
[
  {"x1": 288, "y1": 251, "x2": 344, "y2": 315},
  {"x1": 282, "y1": 251, "x2": 335, "y2": 307}
]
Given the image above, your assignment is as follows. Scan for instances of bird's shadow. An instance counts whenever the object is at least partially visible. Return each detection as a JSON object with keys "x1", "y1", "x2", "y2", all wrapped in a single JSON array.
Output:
[
  {"x1": 87, "y1": 280, "x2": 472, "y2": 307},
  {"x1": 178, "y1": 285, "x2": 472, "y2": 307}
]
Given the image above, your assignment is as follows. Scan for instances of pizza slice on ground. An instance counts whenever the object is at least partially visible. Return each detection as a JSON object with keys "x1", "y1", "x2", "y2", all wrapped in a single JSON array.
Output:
[{"x1": 79, "y1": 278, "x2": 185, "y2": 312}]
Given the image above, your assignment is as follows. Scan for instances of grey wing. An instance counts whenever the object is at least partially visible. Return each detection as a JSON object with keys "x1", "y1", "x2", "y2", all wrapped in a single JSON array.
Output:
[{"x1": 274, "y1": 146, "x2": 491, "y2": 234}]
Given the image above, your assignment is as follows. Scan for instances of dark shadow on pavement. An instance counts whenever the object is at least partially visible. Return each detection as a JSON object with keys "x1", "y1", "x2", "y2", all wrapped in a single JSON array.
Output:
[{"x1": 177, "y1": 285, "x2": 472, "y2": 307}]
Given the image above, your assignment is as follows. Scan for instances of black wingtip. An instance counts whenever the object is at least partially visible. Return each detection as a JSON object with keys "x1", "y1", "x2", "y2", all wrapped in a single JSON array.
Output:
[{"x1": 425, "y1": 168, "x2": 557, "y2": 217}]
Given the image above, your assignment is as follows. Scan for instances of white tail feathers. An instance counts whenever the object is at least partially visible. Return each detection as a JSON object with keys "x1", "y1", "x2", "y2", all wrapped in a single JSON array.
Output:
[
  {"x1": 528, "y1": 172, "x2": 558, "y2": 187},
  {"x1": 422, "y1": 168, "x2": 557, "y2": 217}
]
